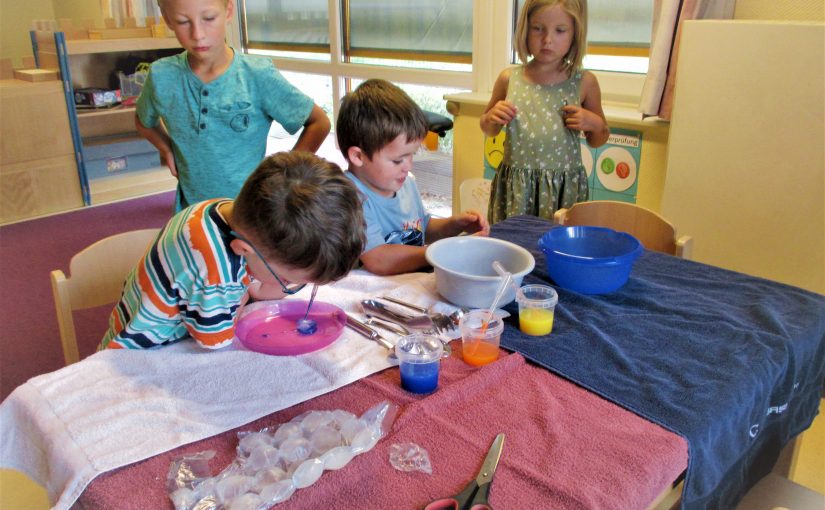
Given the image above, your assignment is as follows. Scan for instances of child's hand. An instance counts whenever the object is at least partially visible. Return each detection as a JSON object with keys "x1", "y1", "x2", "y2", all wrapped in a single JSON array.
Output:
[
  {"x1": 485, "y1": 100, "x2": 518, "y2": 128},
  {"x1": 562, "y1": 105, "x2": 604, "y2": 133},
  {"x1": 456, "y1": 210, "x2": 490, "y2": 237},
  {"x1": 162, "y1": 150, "x2": 178, "y2": 178}
]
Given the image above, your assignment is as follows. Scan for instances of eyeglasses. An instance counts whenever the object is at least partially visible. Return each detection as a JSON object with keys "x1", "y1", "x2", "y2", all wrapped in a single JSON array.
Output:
[{"x1": 230, "y1": 231, "x2": 307, "y2": 295}]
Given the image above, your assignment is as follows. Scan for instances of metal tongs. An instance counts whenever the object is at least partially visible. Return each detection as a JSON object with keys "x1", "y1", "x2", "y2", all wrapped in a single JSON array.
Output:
[
  {"x1": 360, "y1": 299, "x2": 434, "y2": 330},
  {"x1": 345, "y1": 313, "x2": 397, "y2": 359}
]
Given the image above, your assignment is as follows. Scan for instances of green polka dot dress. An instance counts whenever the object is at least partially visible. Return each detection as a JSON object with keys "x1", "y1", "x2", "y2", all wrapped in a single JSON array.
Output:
[{"x1": 488, "y1": 66, "x2": 588, "y2": 224}]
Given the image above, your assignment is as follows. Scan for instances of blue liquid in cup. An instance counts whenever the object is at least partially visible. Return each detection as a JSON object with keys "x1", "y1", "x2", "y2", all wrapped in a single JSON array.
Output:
[{"x1": 400, "y1": 360, "x2": 440, "y2": 394}]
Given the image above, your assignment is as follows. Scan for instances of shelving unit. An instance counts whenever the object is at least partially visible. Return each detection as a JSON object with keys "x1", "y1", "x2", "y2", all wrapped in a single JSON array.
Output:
[{"x1": 32, "y1": 31, "x2": 181, "y2": 205}]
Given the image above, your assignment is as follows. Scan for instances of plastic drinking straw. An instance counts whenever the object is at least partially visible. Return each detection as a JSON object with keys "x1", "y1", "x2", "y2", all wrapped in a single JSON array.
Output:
[
  {"x1": 481, "y1": 261, "x2": 513, "y2": 332},
  {"x1": 466, "y1": 262, "x2": 512, "y2": 359},
  {"x1": 296, "y1": 284, "x2": 319, "y2": 335}
]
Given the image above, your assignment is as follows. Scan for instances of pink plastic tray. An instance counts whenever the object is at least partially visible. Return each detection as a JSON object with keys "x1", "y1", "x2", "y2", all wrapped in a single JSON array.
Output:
[{"x1": 234, "y1": 300, "x2": 346, "y2": 356}]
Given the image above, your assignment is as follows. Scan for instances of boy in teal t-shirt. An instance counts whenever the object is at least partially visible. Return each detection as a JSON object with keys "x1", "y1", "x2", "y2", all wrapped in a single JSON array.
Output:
[{"x1": 136, "y1": 0, "x2": 330, "y2": 210}]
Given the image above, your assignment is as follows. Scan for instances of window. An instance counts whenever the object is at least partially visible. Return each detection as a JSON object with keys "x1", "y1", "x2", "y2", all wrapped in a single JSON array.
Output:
[
  {"x1": 243, "y1": 0, "x2": 330, "y2": 57},
  {"x1": 513, "y1": 0, "x2": 652, "y2": 73},
  {"x1": 241, "y1": 0, "x2": 473, "y2": 70}
]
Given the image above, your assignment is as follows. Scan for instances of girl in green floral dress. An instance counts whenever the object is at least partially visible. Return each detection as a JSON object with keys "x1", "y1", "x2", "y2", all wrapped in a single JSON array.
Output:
[{"x1": 481, "y1": 0, "x2": 609, "y2": 223}]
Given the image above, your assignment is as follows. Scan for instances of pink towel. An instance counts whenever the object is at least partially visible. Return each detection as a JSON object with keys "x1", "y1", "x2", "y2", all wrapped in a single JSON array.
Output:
[{"x1": 78, "y1": 350, "x2": 687, "y2": 509}]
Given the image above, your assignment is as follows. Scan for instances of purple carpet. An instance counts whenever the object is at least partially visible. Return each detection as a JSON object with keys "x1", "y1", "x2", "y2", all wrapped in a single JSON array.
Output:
[{"x1": 0, "y1": 191, "x2": 175, "y2": 401}]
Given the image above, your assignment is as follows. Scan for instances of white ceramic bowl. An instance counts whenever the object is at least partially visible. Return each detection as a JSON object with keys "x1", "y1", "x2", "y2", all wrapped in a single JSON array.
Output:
[{"x1": 425, "y1": 237, "x2": 536, "y2": 309}]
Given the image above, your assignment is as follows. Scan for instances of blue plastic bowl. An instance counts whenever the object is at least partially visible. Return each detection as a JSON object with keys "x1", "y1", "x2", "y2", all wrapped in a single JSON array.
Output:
[{"x1": 537, "y1": 226, "x2": 643, "y2": 294}]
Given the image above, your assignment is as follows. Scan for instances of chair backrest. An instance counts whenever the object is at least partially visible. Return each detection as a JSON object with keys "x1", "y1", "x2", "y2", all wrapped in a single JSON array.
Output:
[
  {"x1": 459, "y1": 177, "x2": 492, "y2": 218},
  {"x1": 553, "y1": 201, "x2": 693, "y2": 259},
  {"x1": 50, "y1": 228, "x2": 160, "y2": 365}
]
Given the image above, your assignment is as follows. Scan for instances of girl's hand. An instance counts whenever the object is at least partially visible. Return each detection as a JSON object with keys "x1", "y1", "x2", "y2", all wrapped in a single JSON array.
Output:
[
  {"x1": 484, "y1": 100, "x2": 518, "y2": 128},
  {"x1": 162, "y1": 150, "x2": 178, "y2": 178},
  {"x1": 562, "y1": 104, "x2": 605, "y2": 134},
  {"x1": 455, "y1": 210, "x2": 490, "y2": 237}
]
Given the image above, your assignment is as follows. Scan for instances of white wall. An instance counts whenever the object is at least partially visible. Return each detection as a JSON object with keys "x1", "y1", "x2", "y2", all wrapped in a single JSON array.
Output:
[{"x1": 662, "y1": 21, "x2": 824, "y2": 293}]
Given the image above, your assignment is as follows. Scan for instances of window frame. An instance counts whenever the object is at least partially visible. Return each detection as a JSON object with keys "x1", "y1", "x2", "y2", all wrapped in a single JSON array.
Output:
[{"x1": 232, "y1": 0, "x2": 648, "y2": 125}]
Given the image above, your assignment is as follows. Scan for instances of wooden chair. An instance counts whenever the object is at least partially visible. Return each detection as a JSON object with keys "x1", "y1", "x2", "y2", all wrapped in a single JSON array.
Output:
[
  {"x1": 554, "y1": 200, "x2": 693, "y2": 259},
  {"x1": 459, "y1": 177, "x2": 492, "y2": 218},
  {"x1": 50, "y1": 228, "x2": 160, "y2": 365}
]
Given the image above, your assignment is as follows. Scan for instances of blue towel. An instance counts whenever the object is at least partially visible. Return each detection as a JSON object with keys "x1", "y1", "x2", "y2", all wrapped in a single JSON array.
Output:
[{"x1": 493, "y1": 216, "x2": 825, "y2": 509}]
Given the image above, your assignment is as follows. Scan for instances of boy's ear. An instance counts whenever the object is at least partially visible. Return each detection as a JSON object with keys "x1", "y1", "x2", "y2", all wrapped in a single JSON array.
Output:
[
  {"x1": 225, "y1": 0, "x2": 235, "y2": 22},
  {"x1": 347, "y1": 146, "x2": 366, "y2": 167},
  {"x1": 229, "y1": 238, "x2": 250, "y2": 257}
]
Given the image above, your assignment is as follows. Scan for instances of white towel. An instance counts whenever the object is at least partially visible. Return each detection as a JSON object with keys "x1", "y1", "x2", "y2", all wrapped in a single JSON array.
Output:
[{"x1": 0, "y1": 271, "x2": 448, "y2": 510}]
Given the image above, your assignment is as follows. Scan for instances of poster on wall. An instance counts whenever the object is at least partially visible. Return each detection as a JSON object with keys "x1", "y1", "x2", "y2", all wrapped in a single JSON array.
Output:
[
  {"x1": 483, "y1": 128, "x2": 643, "y2": 203},
  {"x1": 583, "y1": 128, "x2": 642, "y2": 203}
]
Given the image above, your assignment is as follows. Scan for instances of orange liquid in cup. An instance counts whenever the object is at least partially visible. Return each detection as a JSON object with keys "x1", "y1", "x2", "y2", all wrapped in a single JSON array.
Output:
[{"x1": 462, "y1": 338, "x2": 499, "y2": 366}]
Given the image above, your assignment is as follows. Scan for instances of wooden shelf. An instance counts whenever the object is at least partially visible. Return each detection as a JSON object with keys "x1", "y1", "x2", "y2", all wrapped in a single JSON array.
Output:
[
  {"x1": 36, "y1": 35, "x2": 180, "y2": 56},
  {"x1": 77, "y1": 106, "x2": 137, "y2": 139}
]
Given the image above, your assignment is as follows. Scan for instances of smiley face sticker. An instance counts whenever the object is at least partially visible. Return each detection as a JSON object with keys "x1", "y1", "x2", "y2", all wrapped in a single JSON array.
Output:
[{"x1": 484, "y1": 131, "x2": 506, "y2": 170}]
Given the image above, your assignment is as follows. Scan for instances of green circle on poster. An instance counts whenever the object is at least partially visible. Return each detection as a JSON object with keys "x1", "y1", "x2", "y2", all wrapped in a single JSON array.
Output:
[{"x1": 601, "y1": 157, "x2": 615, "y2": 174}]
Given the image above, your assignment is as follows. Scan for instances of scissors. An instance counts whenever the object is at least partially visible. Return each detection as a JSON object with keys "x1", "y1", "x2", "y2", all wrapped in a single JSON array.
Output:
[{"x1": 425, "y1": 433, "x2": 505, "y2": 510}]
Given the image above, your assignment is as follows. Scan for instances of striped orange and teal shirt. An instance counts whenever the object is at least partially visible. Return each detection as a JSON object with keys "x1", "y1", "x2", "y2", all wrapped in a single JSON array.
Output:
[{"x1": 101, "y1": 200, "x2": 250, "y2": 350}]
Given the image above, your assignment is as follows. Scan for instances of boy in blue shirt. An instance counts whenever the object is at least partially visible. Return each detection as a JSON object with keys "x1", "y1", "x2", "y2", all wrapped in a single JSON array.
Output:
[
  {"x1": 136, "y1": 0, "x2": 330, "y2": 210},
  {"x1": 337, "y1": 79, "x2": 490, "y2": 275}
]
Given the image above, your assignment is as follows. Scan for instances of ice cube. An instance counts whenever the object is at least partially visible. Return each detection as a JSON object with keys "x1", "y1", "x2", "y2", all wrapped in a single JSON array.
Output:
[
  {"x1": 278, "y1": 437, "x2": 311, "y2": 465},
  {"x1": 320, "y1": 445, "x2": 355, "y2": 470},
  {"x1": 272, "y1": 422, "x2": 302, "y2": 445},
  {"x1": 330, "y1": 409, "x2": 357, "y2": 428},
  {"x1": 169, "y1": 487, "x2": 195, "y2": 510},
  {"x1": 292, "y1": 458, "x2": 324, "y2": 488},
  {"x1": 389, "y1": 442, "x2": 433, "y2": 474},
  {"x1": 309, "y1": 425, "x2": 343, "y2": 456},
  {"x1": 244, "y1": 444, "x2": 280, "y2": 472},
  {"x1": 350, "y1": 425, "x2": 380, "y2": 454},
  {"x1": 226, "y1": 493, "x2": 263, "y2": 510},
  {"x1": 258, "y1": 480, "x2": 296, "y2": 505},
  {"x1": 253, "y1": 466, "x2": 288, "y2": 488},
  {"x1": 214, "y1": 475, "x2": 254, "y2": 502},
  {"x1": 300, "y1": 410, "x2": 335, "y2": 434},
  {"x1": 340, "y1": 417, "x2": 366, "y2": 444},
  {"x1": 237, "y1": 432, "x2": 274, "y2": 457}
]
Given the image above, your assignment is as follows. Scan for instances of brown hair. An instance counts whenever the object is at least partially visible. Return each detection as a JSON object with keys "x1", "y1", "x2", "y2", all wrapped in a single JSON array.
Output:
[
  {"x1": 336, "y1": 79, "x2": 428, "y2": 161},
  {"x1": 233, "y1": 151, "x2": 365, "y2": 284},
  {"x1": 514, "y1": 0, "x2": 588, "y2": 75}
]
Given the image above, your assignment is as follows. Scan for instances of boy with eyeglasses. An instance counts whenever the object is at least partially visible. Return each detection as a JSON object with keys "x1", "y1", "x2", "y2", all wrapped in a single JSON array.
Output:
[{"x1": 100, "y1": 151, "x2": 365, "y2": 350}]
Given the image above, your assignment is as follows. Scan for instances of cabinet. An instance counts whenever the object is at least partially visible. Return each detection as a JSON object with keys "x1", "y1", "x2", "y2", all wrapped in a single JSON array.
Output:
[
  {"x1": 32, "y1": 31, "x2": 181, "y2": 205},
  {"x1": 0, "y1": 79, "x2": 84, "y2": 224}
]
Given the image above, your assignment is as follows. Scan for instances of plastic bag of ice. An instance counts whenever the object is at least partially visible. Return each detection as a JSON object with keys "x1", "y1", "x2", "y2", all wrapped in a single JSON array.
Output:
[{"x1": 166, "y1": 401, "x2": 398, "y2": 510}]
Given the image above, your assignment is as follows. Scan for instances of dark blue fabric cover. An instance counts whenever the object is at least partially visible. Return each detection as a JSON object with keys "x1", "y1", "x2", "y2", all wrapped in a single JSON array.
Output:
[{"x1": 493, "y1": 216, "x2": 825, "y2": 509}]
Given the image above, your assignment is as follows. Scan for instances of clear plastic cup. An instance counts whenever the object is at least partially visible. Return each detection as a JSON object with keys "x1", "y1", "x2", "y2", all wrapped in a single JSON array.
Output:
[
  {"x1": 459, "y1": 310, "x2": 504, "y2": 366},
  {"x1": 516, "y1": 284, "x2": 559, "y2": 336},
  {"x1": 395, "y1": 334, "x2": 443, "y2": 394}
]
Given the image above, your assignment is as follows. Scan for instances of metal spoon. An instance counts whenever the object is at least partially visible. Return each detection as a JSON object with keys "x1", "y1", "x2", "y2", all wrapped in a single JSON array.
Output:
[{"x1": 296, "y1": 284, "x2": 319, "y2": 335}]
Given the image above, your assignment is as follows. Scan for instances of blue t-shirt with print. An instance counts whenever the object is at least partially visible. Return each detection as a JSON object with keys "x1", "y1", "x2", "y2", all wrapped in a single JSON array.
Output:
[
  {"x1": 345, "y1": 172, "x2": 431, "y2": 252},
  {"x1": 137, "y1": 51, "x2": 314, "y2": 209}
]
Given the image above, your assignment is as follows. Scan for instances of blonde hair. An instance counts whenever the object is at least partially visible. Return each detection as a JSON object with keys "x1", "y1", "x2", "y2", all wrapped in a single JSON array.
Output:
[{"x1": 514, "y1": 0, "x2": 587, "y2": 75}]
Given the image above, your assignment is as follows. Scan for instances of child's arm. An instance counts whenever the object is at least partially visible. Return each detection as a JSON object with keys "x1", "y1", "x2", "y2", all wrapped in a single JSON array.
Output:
[
  {"x1": 291, "y1": 104, "x2": 331, "y2": 153},
  {"x1": 480, "y1": 69, "x2": 517, "y2": 137},
  {"x1": 562, "y1": 71, "x2": 610, "y2": 148},
  {"x1": 360, "y1": 244, "x2": 429, "y2": 276},
  {"x1": 426, "y1": 210, "x2": 490, "y2": 242},
  {"x1": 135, "y1": 115, "x2": 178, "y2": 177},
  {"x1": 359, "y1": 211, "x2": 489, "y2": 275}
]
